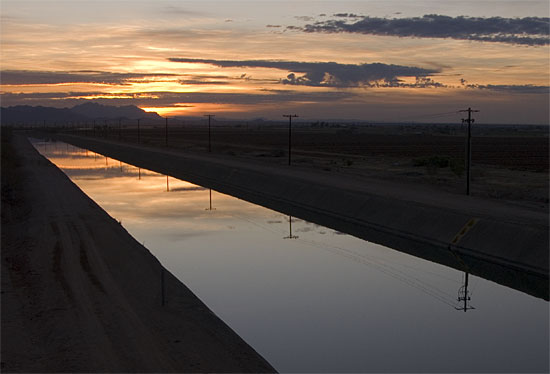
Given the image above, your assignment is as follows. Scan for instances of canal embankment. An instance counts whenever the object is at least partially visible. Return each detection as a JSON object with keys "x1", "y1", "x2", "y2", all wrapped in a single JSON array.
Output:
[
  {"x1": 1, "y1": 132, "x2": 276, "y2": 372},
  {"x1": 56, "y1": 133, "x2": 549, "y2": 300}
]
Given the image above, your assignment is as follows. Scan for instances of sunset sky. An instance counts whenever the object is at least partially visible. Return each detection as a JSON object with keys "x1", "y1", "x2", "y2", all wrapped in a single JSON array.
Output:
[{"x1": 1, "y1": 0, "x2": 549, "y2": 123}]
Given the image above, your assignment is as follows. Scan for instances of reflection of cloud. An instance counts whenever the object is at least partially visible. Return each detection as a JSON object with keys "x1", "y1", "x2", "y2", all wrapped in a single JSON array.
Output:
[
  {"x1": 292, "y1": 14, "x2": 550, "y2": 46},
  {"x1": 168, "y1": 57, "x2": 438, "y2": 87},
  {"x1": 170, "y1": 186, "x2": 208, "y2": 192},
  {"x1": 1, "y1": 70, "x2": 177, "y2": 86}
]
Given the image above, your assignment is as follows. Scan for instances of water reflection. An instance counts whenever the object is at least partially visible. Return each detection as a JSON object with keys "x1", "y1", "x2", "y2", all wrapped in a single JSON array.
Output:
[
  {"x1": 456, "y1": 271, "x2": 475, "y2": 312},
  {"x1": 283, "y1": 215, "x2": 298, "y2": 239},
  {"x1": 31, "y1": 139, "x2": 549, "y2": 373}
]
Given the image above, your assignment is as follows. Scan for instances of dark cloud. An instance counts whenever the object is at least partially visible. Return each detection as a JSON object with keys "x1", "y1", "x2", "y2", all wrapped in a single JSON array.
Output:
[
  {"x1": 333, "y1": 13, "x2": 362, "y2": 18},
  {"x1": 0, "y1": 90, "x2": 356, "y2": 108},
  {"x1": 465, "y1": 84, "x2": 549, "y2": 94},
  {"x1": 168, "y1": 57, "x2": 438, "y2": 87},
  {"x1": 1, "y1": 70, "x2": 177, "y2": 85},
  {"x1": 266, "y1": 24, "x2": 282, "y2": 28},
  {"x1": 292, "y1": 14, "x2": 549, "y2": 46}
]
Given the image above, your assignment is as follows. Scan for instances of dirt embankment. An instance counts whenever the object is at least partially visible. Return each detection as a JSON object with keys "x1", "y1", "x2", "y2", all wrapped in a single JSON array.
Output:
[{"x1": 1, "y1": 131, "x2": 276, "y2": 373}]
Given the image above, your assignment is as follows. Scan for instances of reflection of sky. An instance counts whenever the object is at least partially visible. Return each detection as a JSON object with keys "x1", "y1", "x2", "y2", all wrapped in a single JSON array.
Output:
[{"x1": 33, "y1": 139, "x2": 549, "y2": 373}]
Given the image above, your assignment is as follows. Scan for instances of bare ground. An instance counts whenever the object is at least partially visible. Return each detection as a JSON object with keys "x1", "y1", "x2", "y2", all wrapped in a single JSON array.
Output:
[{"x1": 1, "y1": 131, "x2": 276, "y2": 373}]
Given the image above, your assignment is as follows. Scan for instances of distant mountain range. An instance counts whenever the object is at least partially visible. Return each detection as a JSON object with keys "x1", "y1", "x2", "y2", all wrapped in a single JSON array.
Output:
[{"x1": 0, "y1": 102, "x2": 163, "y2": 124}]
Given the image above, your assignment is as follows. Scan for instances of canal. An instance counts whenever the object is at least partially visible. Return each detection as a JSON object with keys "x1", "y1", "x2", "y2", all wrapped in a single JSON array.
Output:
[{"x1": 32, "y1": 139, "x2": 549, "y2": 373}]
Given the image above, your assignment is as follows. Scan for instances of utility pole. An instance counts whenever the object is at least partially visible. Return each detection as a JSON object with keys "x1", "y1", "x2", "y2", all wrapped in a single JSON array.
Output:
[
  {"x1": 204, "y1": 115, "x2": 215, "y2": 152},
  {"x1": 283, "y1": 114, "x2": 298, "y2": 166},
  {"x1": 118, "y1": 118, "x2": 122, "y2": 140},
  {"x1": 137, "y1": 118, "x2": 141, "y2": 144},
  {"x1": 459, "y1": 108, "x2": 479, "y2": 196}
]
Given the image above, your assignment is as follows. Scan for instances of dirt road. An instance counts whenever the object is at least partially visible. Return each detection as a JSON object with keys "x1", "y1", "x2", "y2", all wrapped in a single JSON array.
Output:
[{"x1": 1, "y1": 133, "x2": 276, "y2": 372}]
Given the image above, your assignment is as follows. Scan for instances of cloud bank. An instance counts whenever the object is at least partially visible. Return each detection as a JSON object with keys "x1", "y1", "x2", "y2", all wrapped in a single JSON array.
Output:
[
  {"x1": 168, "y1": 58, "x2": 438, "y2": 87},
  {"x1": 292, "y1": 14, "x2": 550, "y2": 46},
  {"x1": 1, "y1": 70, "x2": 176, "y2": 85}
]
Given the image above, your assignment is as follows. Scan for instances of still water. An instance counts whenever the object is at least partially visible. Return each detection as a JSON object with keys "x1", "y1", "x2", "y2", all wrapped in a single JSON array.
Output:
[{"x1": 33, "y1": 139, "x2": 548, "y2": 373}]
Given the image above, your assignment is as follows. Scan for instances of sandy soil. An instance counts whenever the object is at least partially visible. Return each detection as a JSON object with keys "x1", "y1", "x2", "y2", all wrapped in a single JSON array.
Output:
[{"x1": 1, "y1": 133, "x2": 276, "y2": 373}]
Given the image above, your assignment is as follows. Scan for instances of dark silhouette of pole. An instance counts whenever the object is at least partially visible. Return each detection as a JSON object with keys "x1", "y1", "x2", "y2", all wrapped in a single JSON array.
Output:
[
  {"x1": 118, "y1": 118, "x2": 122, "y2": 140},
  {"x1": 204, "y1": 115, "x2": 215, "y2": 152},
  {"x1": 283, "y1": 114, "x2": 298, "y2": 165},
  {"x1": 137, "y1": 118, "x2": 141, "y2": 144},
  {"x1": 459, "y1": 108, "x2": 479, "y2": 195},
  {"x1": 165, "y1": 117, "x2": 168, "y2": 147}
]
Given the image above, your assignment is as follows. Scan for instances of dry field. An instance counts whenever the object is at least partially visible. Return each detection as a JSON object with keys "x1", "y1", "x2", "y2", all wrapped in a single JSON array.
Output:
[{"x1": 66, "y1": 122, "x2": 549, "y2": 208}]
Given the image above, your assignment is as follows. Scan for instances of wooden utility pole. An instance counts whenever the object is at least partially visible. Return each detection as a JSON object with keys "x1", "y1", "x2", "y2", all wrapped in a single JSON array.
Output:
[
  {"x1": 283, "y1": 114, "x2": 298, "y2": 165},
  {"x1": 459, "y1": 108, "x2": 479, "y2": 195},
  {"x1": 204, "y1": 115, "x2": 215, "y2": 152}
]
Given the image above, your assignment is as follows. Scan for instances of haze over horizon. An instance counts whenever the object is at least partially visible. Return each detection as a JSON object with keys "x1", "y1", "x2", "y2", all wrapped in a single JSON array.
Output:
[{"x1": 1, "y1": 0, "x2": 549, "y2": 124}]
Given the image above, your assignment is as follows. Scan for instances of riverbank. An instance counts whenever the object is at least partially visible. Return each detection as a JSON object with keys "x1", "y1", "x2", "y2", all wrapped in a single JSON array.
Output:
[
  {"x1": 1, "y1": 132, "x2": 276, "y2": 372},
  {"x1": 55, "y1": 133, "x2": 548, "y2": 300}
]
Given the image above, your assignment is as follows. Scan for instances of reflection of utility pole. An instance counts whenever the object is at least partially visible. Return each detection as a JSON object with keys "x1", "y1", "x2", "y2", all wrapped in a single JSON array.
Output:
[
  {"x1": 284, "y1": 215, "x2": 299, "y2": 239},
  {"x1": 283, "y1": 114, "x2": 298, "y2": 166},
  {"x1": 204, "y1": 115, "x2": 215, "y2": 152},
  {"x1": 456, "y1": 271, "x2": 475, "y2": 312},
  {"x1": 459, "y1": 108, "x2": 479, "y2": 196},
  {"x1": 166, "y1": 175, "x2": 169, "y2": 192},
  {"x1": 205, "y1": 189, "x2": 216, "y2": 210},
  {"x1": 138, "y1": 167, "x2": 141, "y2": 180}
]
